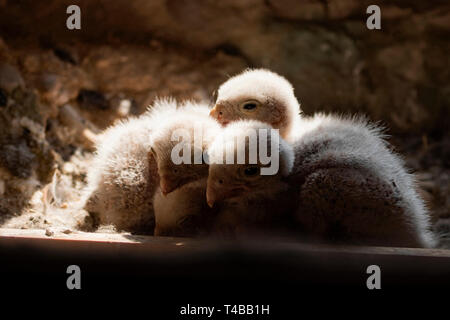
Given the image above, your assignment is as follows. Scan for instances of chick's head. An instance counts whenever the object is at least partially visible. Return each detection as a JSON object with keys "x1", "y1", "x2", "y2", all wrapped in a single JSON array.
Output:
[
  {"x1": 210, "y1": 69, "x2": 301, "y2": 139},
  {"x1": 151, "y1": 142, "x2": 208, "y2": 195},
  {"x1": 206, "y1": 120, "x2": 294, "y2": 207},
  {"x1": 150, "y1": 103, "x2": 220, "y2": 195}
]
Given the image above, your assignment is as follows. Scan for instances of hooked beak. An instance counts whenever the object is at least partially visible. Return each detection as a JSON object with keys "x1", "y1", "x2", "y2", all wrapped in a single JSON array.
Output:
[
  {"x1": 160, "y1": 175, "x2": 195, "y2": 196},
  {"x1": 210, "y1": 105, "x2": 229, "y2": 125},
  {"x1": 209, "y1": 105, "x2": 219, "y2": 118},
  {"x1": 206, "y1": 185, "x2": 217, "y2": 208},
  {"x1": 160, "y1": 176, "x2": 179, "y2": 196}
]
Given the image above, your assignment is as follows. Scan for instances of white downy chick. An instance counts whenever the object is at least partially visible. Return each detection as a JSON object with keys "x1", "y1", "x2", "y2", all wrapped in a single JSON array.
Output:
[{"x1": 206, "y1": 118, "x2": 436, "y2": 247}]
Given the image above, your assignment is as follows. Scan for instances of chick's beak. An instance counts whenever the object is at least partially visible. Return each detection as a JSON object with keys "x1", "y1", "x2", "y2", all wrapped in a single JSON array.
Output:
[
  {"x1": 210, "y1": 105, "x2": 230, "y2": 125},
  {"x1": 160, "y1": 176, "x2": 178, "y2": 196},
  {"x1": 209, "y1": 105, "x2": 220, "y2": 119},
  {"x1": 206, "y1": 185, "x2": 217, "y2": 208}
]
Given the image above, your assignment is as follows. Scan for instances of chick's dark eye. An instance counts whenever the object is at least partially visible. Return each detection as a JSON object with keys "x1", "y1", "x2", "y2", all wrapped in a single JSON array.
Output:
[
  {"x1": 244, "y1": 166, "x2": 259, "y2": 176},
  {"x1": 243, "y1": 103, "x2": 257, "y2": 110},
  {"x1": 173, "y1": 168, "x2": 178, "y2": 174}
]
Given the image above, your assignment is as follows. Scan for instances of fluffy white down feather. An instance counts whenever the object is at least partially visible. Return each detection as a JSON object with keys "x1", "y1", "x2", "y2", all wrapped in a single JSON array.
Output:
[
  {"x1": 81, "y1": 98, "x2": 217, "y2": 233},
  {"x1": 290, "y1": 114, "x2": 436, "y2": 247}
]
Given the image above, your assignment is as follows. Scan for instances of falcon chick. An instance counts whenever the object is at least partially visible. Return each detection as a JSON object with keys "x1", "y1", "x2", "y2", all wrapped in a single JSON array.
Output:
[{"x1": 207, "y1": 118, "x2": 436, "y2": 247}]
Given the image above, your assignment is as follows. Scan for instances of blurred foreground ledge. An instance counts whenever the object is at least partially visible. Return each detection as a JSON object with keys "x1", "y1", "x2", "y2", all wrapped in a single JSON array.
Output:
[
  {"x1": 1, "y1": 227, "x2": 450, "y2": 257},
  {"x1": 1, "y1": 227, "x2": 450, "y2": 294}
]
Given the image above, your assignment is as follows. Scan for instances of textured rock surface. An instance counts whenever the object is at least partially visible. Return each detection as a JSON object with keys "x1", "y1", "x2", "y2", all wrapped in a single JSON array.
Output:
[
  {"x1": 1, "y1": 0, "x2": 449, "y2": 133},
  {"x1": 0, "y1": 1, "x2": 448, "y2": 234}
]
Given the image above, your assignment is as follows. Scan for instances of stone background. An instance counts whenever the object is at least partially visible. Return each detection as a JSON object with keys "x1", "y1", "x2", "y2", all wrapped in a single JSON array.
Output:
[{"x1": 0, "y1": 1, "x2": 448, "y2": 234}]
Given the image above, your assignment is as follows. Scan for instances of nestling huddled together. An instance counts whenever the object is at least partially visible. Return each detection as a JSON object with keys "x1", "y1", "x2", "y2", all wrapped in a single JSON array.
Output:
[{"x1": 81, "y1": 69, "x2": 437, "y2": 248}]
